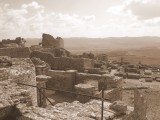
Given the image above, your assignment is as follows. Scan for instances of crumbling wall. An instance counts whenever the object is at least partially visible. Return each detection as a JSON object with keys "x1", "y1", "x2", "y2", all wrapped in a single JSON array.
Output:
[
  {"x1": 31, "y1": 57, "x2": 51, "y2": 75},
  {"x1": 0, "y1": 74, "x2": 33, "y2": 119},
  {"x1": 30, "y1": 51, "x2": 54, "y2": 67},
  {"x1": 10, "y1": 58, "x2": 37, "y2": 106},
  {"x1": 30, "y1": 51, "x2": 94, "y2": 72},
  {"x1": 0, "y1": 37, "x2": 26, "y2": 48},
  {"x1": 42, "y1": 33, "x2": 64, "y2": 48},
  {"x1": 0, "y1": 47, "x2": 30, "y2": 58}
]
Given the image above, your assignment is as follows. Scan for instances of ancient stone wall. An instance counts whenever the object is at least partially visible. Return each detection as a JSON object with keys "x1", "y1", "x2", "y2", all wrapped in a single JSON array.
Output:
[
  {"x1": 0, "y1": 47, "x2": 30, "y2": 58},
  {"x1": 76, "y1": 73, "x2": 103, "y2": 84},
  {"x1": 42, "y1": 33, "x2": 64, "y2": 48},
  {"x1": 30, "y1": 51, "x2": 94, "y2": 72},
  {"x1": 46, "y1": 70, "x2": 77, "y2": 92},
  {"x1": 30, "y1": 51, "x2": 54, "y2": 67},
  {"x1": 10, "y1": 58, "x2": 37, "y2": 106},
  {"x1": 46, "y1": 70, "x2": 123, "y2": 94},
  {"x1": 76, "y1": 73, "x2": 123, "y2": 90},
  {"x1": 0, "y1": 37, "x2": 26, "y2": 48}
]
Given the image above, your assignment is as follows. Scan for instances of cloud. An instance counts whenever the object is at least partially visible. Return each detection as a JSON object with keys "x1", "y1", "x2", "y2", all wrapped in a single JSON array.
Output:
[
  {"x1": 22, "y1": 1, "x2": 44, "y2": 9},
  {"x1": 106, "y1": 0, "x2": 160, "y2": 27},
  {"x1": 0, "y1": 0, "x2": 160, "y2": 38},
  {"x1": 0, "y1": 1, "x2": 96, "y2": 39},
  {"x1": 126, "y1": 0, "x2": 160, "y2": 19},
  {"x1": 107, "y1": 0, "x2": 160, "y2": 20}
]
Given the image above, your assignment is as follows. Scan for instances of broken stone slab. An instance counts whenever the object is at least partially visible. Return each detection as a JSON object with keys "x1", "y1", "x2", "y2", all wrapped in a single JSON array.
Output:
[
  {"x1": 145, "y1": 78, "x2": 153, "y2": 82},
  {"x1": 109, "y1": 101, "x2": 127, "y2": 115},
  {"x1": 36, "y1": 75, "x2": 52, "y2": 83},
  {"x1": 104, "y1": 88, "x2": 122, "y2": 102},
  {"x1": 144, "y1": 70, "x2": 152, "y2": 75},
  {"x1": 156, "y1": 77, "x2": 160, "y2": 82},
  {"x1": 94, "y1": 88, "x2": 122, "y2": 102},
  {"x1": 75, "y1": 83, "x2": 95, "y2": 103},
  {"x1": 127, "y1": 73, "x2": 141, "y2": 79},
  {"x1": 95, "y1": 112, "x2": 115, "y2": 120}
]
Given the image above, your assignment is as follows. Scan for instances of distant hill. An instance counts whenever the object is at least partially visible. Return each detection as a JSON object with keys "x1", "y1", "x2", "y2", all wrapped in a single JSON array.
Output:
[{"x1": 25, "y1": 36, "x2": 160, "y2": 53}]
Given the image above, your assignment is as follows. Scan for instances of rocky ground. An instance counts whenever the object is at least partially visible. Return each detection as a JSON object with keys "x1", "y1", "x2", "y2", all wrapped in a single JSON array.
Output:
[{"x1": 0, "y1": 77, "x2": 133, "y2": 120}]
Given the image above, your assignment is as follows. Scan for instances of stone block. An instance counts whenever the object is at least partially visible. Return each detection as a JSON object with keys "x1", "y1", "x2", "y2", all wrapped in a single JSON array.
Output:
[
  {"x1": 46, "y1": 70, "x2": 76, "y2": 92},
  {"x1": 127, "y1": 73, "x2": 141, "y2": 79},
  {"x1": 134, "y1": 90, "x2": 147, "y2": 120},
  {"x1": 104, "y1": 88, "x2": 122, "y2": 102},
  {"x1": 109, "y1": 101, "x2": 127, "y2": 115},
  {"x1": 75, "y1": 83, "x2": 95, "y2": 103}
]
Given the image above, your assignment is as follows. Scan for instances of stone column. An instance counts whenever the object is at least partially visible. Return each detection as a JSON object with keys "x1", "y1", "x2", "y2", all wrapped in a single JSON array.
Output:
[
  {"x1": 36, "y1": 65, "x2": 48, "y2": 75},
  {"x1": 36, "y1": 75, "x2": 51, "y2": 107},
  {"x1": 134, "y1": 90, "x2": 147, "y2": 120}
]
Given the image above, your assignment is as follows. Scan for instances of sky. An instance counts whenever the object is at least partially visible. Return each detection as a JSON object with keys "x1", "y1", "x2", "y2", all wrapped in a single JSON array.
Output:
[{"x1": 0, "y1": 0, "x2": 160, "y2": 39}]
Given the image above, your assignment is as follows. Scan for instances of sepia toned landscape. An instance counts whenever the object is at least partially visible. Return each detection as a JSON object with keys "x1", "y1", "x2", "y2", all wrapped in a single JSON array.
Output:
[{"x1": 0, "y1": 0, "x2": 160, "y2": 120}]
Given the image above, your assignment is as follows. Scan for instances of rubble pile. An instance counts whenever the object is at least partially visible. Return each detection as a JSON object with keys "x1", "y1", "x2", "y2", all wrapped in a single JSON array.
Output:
[
  {"x1": 0, "y1": 56, "x2": 12, "y2": 68},
  {"x1": 16, "y1": 100, "x2": 133, "y2": 120}
]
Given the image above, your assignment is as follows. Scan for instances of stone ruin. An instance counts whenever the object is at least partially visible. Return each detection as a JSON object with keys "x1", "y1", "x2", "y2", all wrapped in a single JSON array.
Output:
[
  {"x1": 41, "y1": 33, "x2": 64, "y2": 49},
  {"x1": 0, "y1": 33, "x2": 150, "y2": 120},
  {"x1": 0, "y1": 37, "x2": 26, "y2": 48},
  {"x1": 0, "y1": 58, "x2": 133, "y2": 120},
  {"x1": 0, "y1": 37, "x2": 30, "y2": 58}
]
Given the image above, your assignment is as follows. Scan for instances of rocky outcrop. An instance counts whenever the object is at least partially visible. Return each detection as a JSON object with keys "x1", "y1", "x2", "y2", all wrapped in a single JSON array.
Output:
[{"x1": 42, "y1": 33, "x2": 64, "y2": 48}]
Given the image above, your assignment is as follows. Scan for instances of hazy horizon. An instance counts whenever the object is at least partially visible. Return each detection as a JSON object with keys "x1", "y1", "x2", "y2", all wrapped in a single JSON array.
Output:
[{"x1": 0, "y1": 0, "x2": 160, "y2": 39}]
